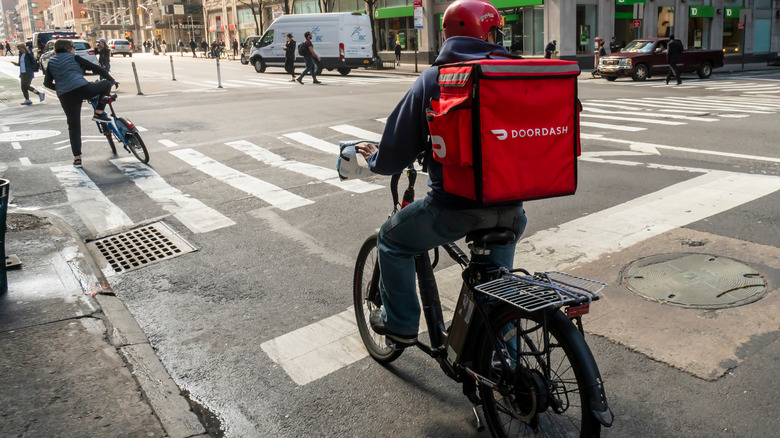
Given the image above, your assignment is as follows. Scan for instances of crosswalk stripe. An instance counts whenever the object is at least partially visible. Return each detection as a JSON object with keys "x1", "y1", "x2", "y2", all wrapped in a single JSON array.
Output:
[
  {"x1": 159, "y1": 139, "x2": 178, "y2": 148},
  {"x1": 225, "y1": 140, "x2": 382, "y2": 193},
  {"x1": 282, "y1": 132, "x2": 340, "y2": 155},
  {"x1": 330, "y1": 124, "x2": 382, "y2": 142},
  {"x1": 261, "y1": 169, "x2": 780, "y2": 385},
  {"x1": 580, "y1": 113, "x2": 685, "y2": 125},
  {"x1": 580, "y1": 121, "x2": 646, "y2": 132},
  {"x1": 663, "y1": 97, "x2": 780, "y2": 111},
  {"x1": 583, "y1": 107, "x2": 718, "y2": 122},
  {"x1": 110, "y1": 158, "x2": 235, "y2": 233},
  {"x1": 51, "y1": 165, "x2": 135, "y2": 236},
  {"x1": 170, "y1": 148, "x2": 313, "y2": 211},
  {"x1": 743, "y1": 89, "x2": 780, "y2": 94},
  {"x1": 615, "y1": 98, "x2": 771, "y2": 114}
]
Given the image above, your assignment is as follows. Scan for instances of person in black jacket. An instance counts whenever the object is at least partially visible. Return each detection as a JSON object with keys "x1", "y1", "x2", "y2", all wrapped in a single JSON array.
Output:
[
  {"x1": 96, "y1": 38, "x2": 111, "y2": 71},
  {"x1": 666, "y1": 35, "x2": 683, "y2": 85},
  {"x1": 544, "y1": 39, "x2": 557, "y2": 59},
  {"x1": 189, "y1": 39, "x2": 197, "y2": 57},
  {"x1": 11, "y1": 43, "x2": 44, "y2": 105},
  {"x1": 282, "y1": 33, "x2": 296, "y2": 81},
  {"x1": 43, "y1": 39, "x2": 116, "y2": 168}
]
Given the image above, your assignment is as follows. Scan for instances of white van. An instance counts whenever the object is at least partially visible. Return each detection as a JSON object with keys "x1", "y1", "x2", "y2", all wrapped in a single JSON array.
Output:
[{"x1": 248, "y1": 12, "x2": 373, "y2": 76}]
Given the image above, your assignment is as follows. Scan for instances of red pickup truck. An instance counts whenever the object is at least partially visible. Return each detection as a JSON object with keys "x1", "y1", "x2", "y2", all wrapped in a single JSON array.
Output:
[{"x1": 597, "y1": 38, "x2": 724, "y2": 81}]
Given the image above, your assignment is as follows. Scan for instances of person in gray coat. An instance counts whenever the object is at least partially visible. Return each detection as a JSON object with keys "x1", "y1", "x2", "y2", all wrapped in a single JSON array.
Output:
[
  {"x1": 11, "y1": 43, "x2": 44, "y2": 105},
  {"x1": 43, "y1": 39, "x2": 115, "y2": 168}
]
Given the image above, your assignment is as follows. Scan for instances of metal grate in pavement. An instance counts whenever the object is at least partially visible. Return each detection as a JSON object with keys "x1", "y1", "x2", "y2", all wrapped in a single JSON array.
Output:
[{"x1": 87, "y1": 222, "x2": 196, "y2": 274}]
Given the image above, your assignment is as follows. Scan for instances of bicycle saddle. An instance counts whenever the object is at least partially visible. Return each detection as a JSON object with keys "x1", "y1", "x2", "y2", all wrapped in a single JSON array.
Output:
[{"x1": 465, "y1": 228, "x2": 516, "y2": 246}]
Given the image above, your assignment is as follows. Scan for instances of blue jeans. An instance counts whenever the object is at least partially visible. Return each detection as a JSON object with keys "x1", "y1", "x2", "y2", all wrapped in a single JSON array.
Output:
[
  {"x1": 376, "y1": 200, "x2": 527, "y2": 336},
  {"x1": 297, "y1": 56, "x2": 317, "y2": 82}
]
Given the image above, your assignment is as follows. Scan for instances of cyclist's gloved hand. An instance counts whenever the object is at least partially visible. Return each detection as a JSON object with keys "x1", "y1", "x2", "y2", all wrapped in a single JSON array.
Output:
[
  {"x1": 338, "y1": 140, "x2": 376, "y2": 180},
  {"x1": 113, "y1": 82, "x2": 120, "y2": 89}
]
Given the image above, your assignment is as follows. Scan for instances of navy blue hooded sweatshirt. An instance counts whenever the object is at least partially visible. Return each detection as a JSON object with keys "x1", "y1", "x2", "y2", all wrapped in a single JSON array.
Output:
[{"x1": 367, "y1": 36, "x2": 522, "y2": 210}]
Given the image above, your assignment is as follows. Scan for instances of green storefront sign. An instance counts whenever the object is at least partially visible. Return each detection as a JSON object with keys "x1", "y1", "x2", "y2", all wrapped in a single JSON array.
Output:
[
  {"x1": 724, "y1": 8, "x2": 742, "y2": 18},
  {"x1": 689, "y1": 6, "x2": 715, "y2": 18},
  {"x1": 374, "y1": 5, "x2": 413, "y2": 20},
  {"x1": 615, "y1": 0, "x2": 645, "y2": 5}
]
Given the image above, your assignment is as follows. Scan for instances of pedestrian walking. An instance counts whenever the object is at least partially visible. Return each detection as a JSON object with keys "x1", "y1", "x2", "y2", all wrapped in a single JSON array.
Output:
[
  {"x1": 11, "y1": 43, "x2": 44, "y2": 105},
  {"x1": 665, "y1": 35, "x2": 683, "y2": 85},
  {"x1": 544, "y1": 39, "x2": 557, "y2": 59},
  {"x1": 189, "y1": 39, "x2": 197, "y2": 57},
  {"x1": 282, "y1": 33, "x2": 297, "y2": 81},
  {"x1": 177, "y1": 39, "x2": 183, "y2": 54},
  {"x1": 296, "y1": 31, "x2": 322, "y2": 85},
  {"x1": 42, "y1": 39, "x2": 115, "y2": 168},
  {"x1": 200, "y1": 40, "x2": 208, "y2": 57},
  {"x1": 598, "y1": 39, "x2": 607, "y2": 57},
  {"x1": 4, "y1": 41, "x2": 11, "y2": 56},
  {"x1": 232, "y1": 38, "x2": 238, "y2": 58},
  {"x1": 394, "y1": 40, "x2": 402, "y2": 66},
  {"x1": 96, "y1": 38, "x2": 110, "y2": 71},
  {"x1": 161, "y1": 40, "x2": 167, "y2": 55},
  {"x1": 609, "y1": 36, "x2": 620, "y2": 54},
  {"x1": 210, "y1": 40, "x2": 218, "y2": 58}
]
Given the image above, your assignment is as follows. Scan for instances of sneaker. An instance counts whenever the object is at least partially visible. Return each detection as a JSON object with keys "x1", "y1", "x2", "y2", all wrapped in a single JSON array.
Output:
[
  {"x1": 290, "y1": 78, "x2": 296, "y2": 82},
  {"x1": 20, "y1": 100, "x2": 32, "y2": 105},
  {"x1": 313, "y1": 80, "x2": 322, "y2": 84},
  {"x1": 296, "y1": 78, "x2": 304, "y2": 84},
  {"x1": 369, "y1": 309, "x2": 417, "y2": 347},
  {"x1": 39, "y1": 92, "x2": 45, "y2": 102},
  {"x1": 92, "y1": 112, "x2": 111, "y2": 123},
  {"x1": 73, "y1": 158, "x2": 82, "y2": 168}
]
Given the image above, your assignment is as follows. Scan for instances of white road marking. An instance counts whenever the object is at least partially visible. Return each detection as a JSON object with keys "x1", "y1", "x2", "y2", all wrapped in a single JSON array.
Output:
[
  {"x1": 580, "y1": 121, "x2": 646, "y2": 132},
  {"x1": 330, "y1": 124, "x2": 382, "y2": 142},
  {"x1": 51, "y1": 165, "x2": 135, "y2": 236},
  {"x1": 11, "y1": 142, "x2": 21, "y2": 149},
  {"x1": 110, "y1": 158, "x2": 235, "y2": 233},
  {"x1": 170, "y1": 148, "x2": 313, "y2": 211},
  {"x1": 579, "y1": 113, "x2": 685, "y2": 125},
  {"x1": 582, "y1": 107, "x2": 718, "y2": 122},
  {"x1": 135, "y1": 126, "x2": 147, "y2": 132},
  {"x1": 159, "y1": 139, "x2": 178, "y2": 148},
  {"x1": 225, "y1": 140, "x2": 382, "y2": 193},
  {"x1": 19, "y1": 157, "x2": 31, "y2": 166},
  {"x1": 282, "y1": 132, "x2": 339, "y2": 155},
  {"x1": 616, "y1": 98, "x2": 772, "y2": 114},
  {"x1": 261, "y1": 169, "x2": 780, "y2": 385}
]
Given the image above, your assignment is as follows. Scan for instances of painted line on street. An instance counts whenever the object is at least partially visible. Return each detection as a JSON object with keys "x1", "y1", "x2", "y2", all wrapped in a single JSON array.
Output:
[
  {"x1": 51, "y1": 165, "x2": 135, "y2": 237},
  {"x1": 110, "y1": 158, "x2": 235, "y2": 234},
  {"x1": 19, "y1": 157, "x2": 31, "y2": 166},
  {"x1": 159, "y1": 139, "x2": 178, "y2": 148},
  {"x1": 330, "y1": 124, "x2": 382, "y2": 142},
  {"x1": 225, "y1": 140, "x2": 382, "y2": 193},
  {"x1": 579, "y1": 121, "x2": 646, "y2": 132},
  {"x1": 261, "y1": 170, "x2": 780, "y2": 385},
  {"x1": 579, "y1": 114, "x2": 685, "y2": 125},
  {"x1": 582, "y1": 107, "x2": 718, "y2": 122},
  {"x1": 169, "y1": 148, "x2": 313, "y2": 211},
  {"x1": 282, "y1": 132, "x2": 339, "y2": 155},
  {"x1": 11, "y1": 142, "x2": 21, "y2": 150}
]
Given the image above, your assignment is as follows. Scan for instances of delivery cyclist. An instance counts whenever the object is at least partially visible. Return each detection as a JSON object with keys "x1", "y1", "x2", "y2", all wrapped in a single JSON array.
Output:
[{"x1": 356, "y1": 0, "x2": 527, "y2": 347}]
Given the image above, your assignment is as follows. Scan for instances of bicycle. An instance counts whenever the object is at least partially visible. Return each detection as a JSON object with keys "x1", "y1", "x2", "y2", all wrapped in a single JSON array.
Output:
[
  {"x1": 352, "y1": 164, "x2": 613, "y2": 437},
  {"x1": 89, "y1": 89, "x2": 149, "y2": 164}
]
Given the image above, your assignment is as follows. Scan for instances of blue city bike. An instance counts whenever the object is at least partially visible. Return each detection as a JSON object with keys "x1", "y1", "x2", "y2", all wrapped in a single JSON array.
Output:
[
  {"x1": 89, "y1": 90, "x2": 149, "y2": 164},
  {"x1": 350, "y1": 159, "x2": 614, "y2": 437}
]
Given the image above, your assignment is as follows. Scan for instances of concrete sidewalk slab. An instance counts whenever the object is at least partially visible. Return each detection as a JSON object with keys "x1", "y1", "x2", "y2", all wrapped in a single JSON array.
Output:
[{"x1": 0, "y1": 212, "x2": 206, "y2": 438}]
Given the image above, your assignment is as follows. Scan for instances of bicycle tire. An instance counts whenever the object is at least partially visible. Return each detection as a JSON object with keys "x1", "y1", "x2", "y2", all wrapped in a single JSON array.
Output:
[
  {"x1": 353, "y1": 234, "x2": 403, "y2": 363},
  {"x1": 127, "y1": 133, "x2": 149, "y2": 164},
  {"x1": 475, "y1": 305, "x2": 601, "y2": 438},
  {"x1": 105, "y1": 132, "x2": 117, "y2": 155}
]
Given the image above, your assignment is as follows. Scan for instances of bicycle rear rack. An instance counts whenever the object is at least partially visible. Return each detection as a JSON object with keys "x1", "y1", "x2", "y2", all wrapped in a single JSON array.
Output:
[{"x1": 473, "y1": 270, "x2": 607, "y2": 312}]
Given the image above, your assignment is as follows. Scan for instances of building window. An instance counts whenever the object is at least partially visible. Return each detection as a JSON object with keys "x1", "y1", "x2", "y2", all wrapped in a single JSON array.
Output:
[{"x1": 576, "y1": 4, "x2": 597, "y2": 55}]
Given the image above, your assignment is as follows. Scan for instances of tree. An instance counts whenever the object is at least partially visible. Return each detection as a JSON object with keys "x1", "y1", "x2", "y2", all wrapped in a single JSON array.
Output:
[
  {"x1": 319, "y1": 0, "x2": 335, "y2": 13},
  {"x1": 239, "y1": 0, "x2": 264, "y2": 35},
  {"x1": 364, "y1": 0, "x2": 380, "y2": 58}
]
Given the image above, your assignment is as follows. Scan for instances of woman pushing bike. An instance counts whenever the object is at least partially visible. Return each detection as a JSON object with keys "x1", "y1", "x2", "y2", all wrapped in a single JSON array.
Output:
[{"x1": 43, "y1": 38, "x2": 117, "y2": 168}]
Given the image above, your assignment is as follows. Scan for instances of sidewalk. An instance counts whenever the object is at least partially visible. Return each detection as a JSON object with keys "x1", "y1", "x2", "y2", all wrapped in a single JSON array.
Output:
[{"x1": 0, "y1": 210, "x2": 207, "y2": 438}]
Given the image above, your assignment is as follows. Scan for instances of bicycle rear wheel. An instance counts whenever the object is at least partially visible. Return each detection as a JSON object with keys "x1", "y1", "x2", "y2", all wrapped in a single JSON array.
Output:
[
  {"x1": 475, "y1": 305, "x2": 601, "y2": 438},
  {"x1": 353, "y1": 234, "x2": 403, "y2": 363},
  {"x1": 126, "y1": 133, "x2": 149, "y2": 164}
]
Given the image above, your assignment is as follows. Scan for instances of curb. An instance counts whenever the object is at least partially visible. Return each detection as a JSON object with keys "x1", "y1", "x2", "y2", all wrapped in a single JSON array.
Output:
[{"x1": 35, "y1": 211, "x2": 208, "y2": 438}]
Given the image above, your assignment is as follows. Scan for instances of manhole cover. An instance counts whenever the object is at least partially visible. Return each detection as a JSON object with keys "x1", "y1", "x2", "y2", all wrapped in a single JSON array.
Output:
[
  {"x1": 621, "y1": 253, "x2": 767, "y2": 309},
  {"x1": 0, "y1": 130, "x2": 61, "y2": 142},
  {"x1": 87, "y1": 222, "x2": 196, "y2": 274}
]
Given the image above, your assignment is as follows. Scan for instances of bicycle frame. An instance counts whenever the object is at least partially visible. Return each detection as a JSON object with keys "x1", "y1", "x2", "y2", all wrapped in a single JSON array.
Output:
[
  {"x1": 365, "y1": 165, "x2": 613, "y2": 429},
  {"x1": 90, "y1": 95, "x2": 136, "y2": 147}
]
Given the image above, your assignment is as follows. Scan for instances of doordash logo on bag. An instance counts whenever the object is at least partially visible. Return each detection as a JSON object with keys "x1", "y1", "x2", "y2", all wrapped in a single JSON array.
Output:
[
  {"x1": 431, "y1": 135, "x2": 447, "y2": 158},
  {"x1": 491, "y1": 126, "x2": 569, "y2": 140}
]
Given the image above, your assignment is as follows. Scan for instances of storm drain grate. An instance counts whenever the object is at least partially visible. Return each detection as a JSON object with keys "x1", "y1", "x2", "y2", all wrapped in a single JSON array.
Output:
[
  {"x1": 87, "y1": 222, "x2": 196, "y2": 274},
  {"x1": 621, "y1": 253, "x2": 767, "y2": 309}
]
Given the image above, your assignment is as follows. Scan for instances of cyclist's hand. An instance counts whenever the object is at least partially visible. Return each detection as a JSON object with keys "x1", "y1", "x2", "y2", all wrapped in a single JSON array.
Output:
[
  {"x1": 355, "y1": 142, "x2": 377, "y2": 159},
  {"x1": 113, "y1": 82, "x2": 120, "y2": 89}
]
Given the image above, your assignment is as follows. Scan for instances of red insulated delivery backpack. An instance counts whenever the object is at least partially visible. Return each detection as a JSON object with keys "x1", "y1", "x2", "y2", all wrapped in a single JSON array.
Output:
[{"x1": 425, "y1": 55, "x2": 582, "y2": 204}]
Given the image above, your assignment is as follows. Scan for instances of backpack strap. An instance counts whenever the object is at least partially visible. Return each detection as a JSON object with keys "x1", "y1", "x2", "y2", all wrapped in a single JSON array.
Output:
[{"x1": 485, "y1": 51, "x2": 523, "y2": 60}]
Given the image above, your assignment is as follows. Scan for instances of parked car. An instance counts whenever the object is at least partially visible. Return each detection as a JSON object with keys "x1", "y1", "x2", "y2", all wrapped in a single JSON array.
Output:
[
  {"x1": 107, "y1": 39, "x2": 133, "y2": 57},
  {"x1": 247, "y1": 12, "x2": 374, "y2": 76},
  {"x1": 240, "y1": 35, "x2": 261, "y2": 65},
  {"x1": 31, "y1": 28, "x2": 77, "y2": 59},
  {"x1": 597, "y1": 38, "x2": 724, "y2": 81},
  {"x1": 722, "y1": 42, "x2": 740, "y2": 54},
  {"x1": 40, "y1": 39, "x2": 98, "y2": 74}
]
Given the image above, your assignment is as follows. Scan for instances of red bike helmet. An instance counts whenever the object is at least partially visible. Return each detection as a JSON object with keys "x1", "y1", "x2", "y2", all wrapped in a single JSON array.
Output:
[{"x1": 442, "y1": 0, "x2": 503, "y2": 41}]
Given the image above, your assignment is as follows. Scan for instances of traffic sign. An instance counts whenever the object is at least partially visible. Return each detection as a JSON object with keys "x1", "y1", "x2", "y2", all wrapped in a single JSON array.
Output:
[
  {"x1": 633, "y1": 20, "x2": 642, "y2": 28},
  {"x1": 738, "y1": 22, "x2": 745, "y2": 30}
]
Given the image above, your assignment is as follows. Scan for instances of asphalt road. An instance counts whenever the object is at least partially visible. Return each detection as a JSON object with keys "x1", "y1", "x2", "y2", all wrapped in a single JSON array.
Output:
[{"x1": 1, "y1": 54, "x2": 779, "y2": 437}]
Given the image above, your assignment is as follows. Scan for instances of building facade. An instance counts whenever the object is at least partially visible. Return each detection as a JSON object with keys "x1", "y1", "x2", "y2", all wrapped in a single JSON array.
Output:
[{"x1": 16, "y1": 0, "x2": 52, "y2": 40}]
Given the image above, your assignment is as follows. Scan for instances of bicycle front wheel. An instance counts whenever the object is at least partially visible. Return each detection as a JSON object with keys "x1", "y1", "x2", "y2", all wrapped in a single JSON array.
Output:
[
  {"x1": 105, "y1": 132, "x2": 117, "y2": 154},
  {"x1": 475, "y1": 306, "x2": 601, "y2": 438},
  {"x1": 353, "y1": 234, "x2": 402, "y2": 363},
  {"x1": 127, "y1": 133, "x2": 149, "y2": 164}
]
